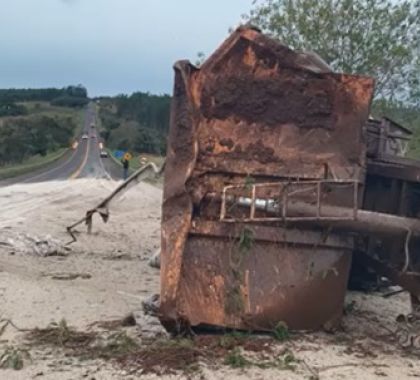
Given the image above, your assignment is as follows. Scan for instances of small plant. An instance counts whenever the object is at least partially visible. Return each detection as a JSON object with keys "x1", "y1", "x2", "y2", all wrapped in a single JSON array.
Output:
[
  {"x1": 0, "y1": 346, "x2": 30, "y2": 370},
  {"x1": 225, "y1": 285, "x2": 245, "y2": 314},
  {"x1": 225, "y1": 227, "x2": 254, "y2": 315},
  {"x1": 308, "y1": 375, "x2": 320, "y2": 380},
  {"x1": 25, "y1": 318, "x2": 95, "y2": 349},
  {"x1": 224, "y1": 348, "x2": 250, "y2": 368},
  {"x1": 244, "y1": 175, "x2": 255, "y2": 191},
  {"x1": 224, "y1": 346, "x2": 298, "y2": 371},
  {"x1": 195, "y1": 51, "x2": 206, "y2": 66},
  {"x1": 97, "y1": 331, "x2": 139, "y2": 359},
  {"x1": 238, "y1": 227, "x2": 254, "y2": 254},
  {"x1": 219, "y1": 331, "x2": 249, "y2": 349},
  {"x1": 229, "y1": 330, "x2": 249, "y2": 340},
  {"x1": 254, "y1": 350, "x2": 298, "y2": 370},
  {"x1": 273, "y1": 321, "x2": 289, "y2": 341},
  {"x1": 153, "y1": 337, "x2": 195, "y2": 351},
  {"x1": 219, "y1": 335, "x2": 236, "y2": 349},
  {"x1": 282, "y1": 350, "x2": 298, "y2": 369},
  {"x1": 54, "y1": 319, "x2": 72, "y2": 346},
  {"x1": 344, "y1": 300, "x2": 356, "y2": 315}
]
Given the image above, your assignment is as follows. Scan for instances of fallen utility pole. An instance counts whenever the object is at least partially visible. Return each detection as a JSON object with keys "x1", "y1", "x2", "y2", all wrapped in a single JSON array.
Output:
[{"x1": 66, "y1": 161, "x2": 165, "y2": 244}]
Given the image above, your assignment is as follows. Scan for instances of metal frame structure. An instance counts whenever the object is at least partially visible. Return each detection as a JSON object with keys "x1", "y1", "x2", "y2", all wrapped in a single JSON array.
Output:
[{"x1": 220, "y1": 179, "x2": 359, "y2": 222}]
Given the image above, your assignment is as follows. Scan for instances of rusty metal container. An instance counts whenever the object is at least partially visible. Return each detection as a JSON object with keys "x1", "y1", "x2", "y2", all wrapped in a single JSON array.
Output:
[
  {"x1": 160, "y1": 26, "x2": 374, "y2": 332},
  {"x1": 182, "y1": 222, "x2": 353, "y2": 330}
]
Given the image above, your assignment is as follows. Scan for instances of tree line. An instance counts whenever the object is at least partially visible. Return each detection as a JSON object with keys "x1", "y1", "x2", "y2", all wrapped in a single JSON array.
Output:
[
  {"x1": 0, "y1": 116, "x2": 75, "y2": 165},
  {"x1": 0, "y1": 85, "x2": 88, "y2": 117},
  {"x1": 98, "y1": 92, "x2": 170, "y2": 155},
  {"x1": 0, "y1": 86, "x2": 85, "y2": 166},
  {"x1": 0, "y1": 85, "x2": 87, "y2": 102}
]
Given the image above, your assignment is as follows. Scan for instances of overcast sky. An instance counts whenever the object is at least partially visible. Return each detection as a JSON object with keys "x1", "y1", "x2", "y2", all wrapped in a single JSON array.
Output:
[{"x1": 0, "y1": 0, "x2": 253, "y2": 96}]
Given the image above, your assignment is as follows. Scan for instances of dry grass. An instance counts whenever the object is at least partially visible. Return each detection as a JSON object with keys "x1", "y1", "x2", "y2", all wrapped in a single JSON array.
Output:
[
  {"x1": 115, "y1": 333, "x2": 285, "y2": 375},
  {"x1": 21, "y1": 319, "x2": 289, "y2": 376},
  {"x1": 25, "y1": 319, "x2": 95, "y2": 349}
]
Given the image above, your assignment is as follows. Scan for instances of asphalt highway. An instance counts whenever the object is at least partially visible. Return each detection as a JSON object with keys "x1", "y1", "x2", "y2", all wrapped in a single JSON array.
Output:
[{"x1": 0, "y1": 103, "x2": 124, "y2": 186}]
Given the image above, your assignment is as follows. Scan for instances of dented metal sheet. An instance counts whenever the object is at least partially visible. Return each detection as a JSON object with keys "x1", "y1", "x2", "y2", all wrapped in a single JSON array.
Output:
[
  {"x1": 181, "y1": 222, "x2": 353, "y2": 331},
  {"x1": 160, "y1": 26, "x2": 375, "y2": 332}
]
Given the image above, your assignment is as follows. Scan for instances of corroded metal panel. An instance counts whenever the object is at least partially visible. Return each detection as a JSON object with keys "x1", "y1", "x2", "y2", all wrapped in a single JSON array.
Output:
[
  {"x1": 178, "y1": 222, "x2": 353, "y2": 330},
  {"x1": 180, "y1": 233, "x2": 352, "y2": 331},
  {"x1": 160, "y1": 26, "x2": 374, "y2": 332}
]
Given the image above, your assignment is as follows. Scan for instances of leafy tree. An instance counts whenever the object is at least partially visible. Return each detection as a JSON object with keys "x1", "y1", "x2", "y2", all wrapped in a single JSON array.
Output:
[
  {"x1": 50, "y1": 95, "x2": 88, "y2": 108},
  {"x1": 0, "y1": 88, "x2": 63, "y2": 103},
  {"x1": 0, "y1": 85, "x2": 89, "y2": 117},
  {"x1": 98, "y1": 92, "x2": 170, "y2": 155},
  {"x1": 0, "y1": 116, "x2": 75, "y2": 165},
  {"x1": 99, "y1": 107, "x2": 120, "y2": 130},
  {"x1": 195, "y1": 51, "x2": 206, "y2": 66},
  {"x1": 243, "y1": 0, "x2": 420, "y2": 102},
  {"x1": 0, "y1": 102, "x2": 27, "y2": 117},
  {"x1": 108, "y1": 120, "x2": 141, "y2": 152},
  {"x1": 65, "y1": 85, "x2": 88, "y2": 98},
  {"x1": 114, "y1": 92, "x2": 171, "y2": 133},
  {"x1": 134, "y1": 126, "x2": 166, "y2": 155},
  {"x1": 0, "y1": 86, "x2": 88, "y2": 103}
]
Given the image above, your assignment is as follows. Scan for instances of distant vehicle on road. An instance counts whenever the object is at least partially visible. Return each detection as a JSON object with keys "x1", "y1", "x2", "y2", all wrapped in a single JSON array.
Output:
[
  {"x1": 91, "y1": 134, "x2": 96, "y2": 139},
  {"x1": 81, "y1": 134, "x2": 88, "y2": 140},
  {"x1": 90, "y1": 123, "x2": 95, "y2": 128},
  {"x1": 100, "y1": 150, "x2": 108, "y2": 158}
]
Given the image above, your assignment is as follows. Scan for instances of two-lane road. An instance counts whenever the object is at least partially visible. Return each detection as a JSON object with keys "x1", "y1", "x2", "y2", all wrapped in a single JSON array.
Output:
[{"x1": 0, "y1": 102, "x2": 122, "y2": 186}]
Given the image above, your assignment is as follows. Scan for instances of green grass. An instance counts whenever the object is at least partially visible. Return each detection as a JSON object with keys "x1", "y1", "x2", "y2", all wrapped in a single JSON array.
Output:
[
  {"x1": 0, "y1": 101, "x2": 86, "y2": 180},
  {"x1": 0, "y1": 148, "x2": 68, "y2": 180},
  {"x1": 224, "y1": 348, "x2": 250, "y2": 368},
  {"x1": 17, "y1": 101, "x2": 85, "y2": 135},
  {"x1": 273, "y1": 321, "x2": 290, "y2": 341}
]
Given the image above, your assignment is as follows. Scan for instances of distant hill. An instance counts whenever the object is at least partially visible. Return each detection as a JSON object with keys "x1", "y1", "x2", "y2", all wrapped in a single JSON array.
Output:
[{"x1": 0, "y1": 86, "x2": 86, "y2": 168}]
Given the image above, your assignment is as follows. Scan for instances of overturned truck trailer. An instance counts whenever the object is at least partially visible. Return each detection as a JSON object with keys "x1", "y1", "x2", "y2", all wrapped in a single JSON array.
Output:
[{"x1": 160, "y1": 26, "x2": 420, "y2": 332}]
